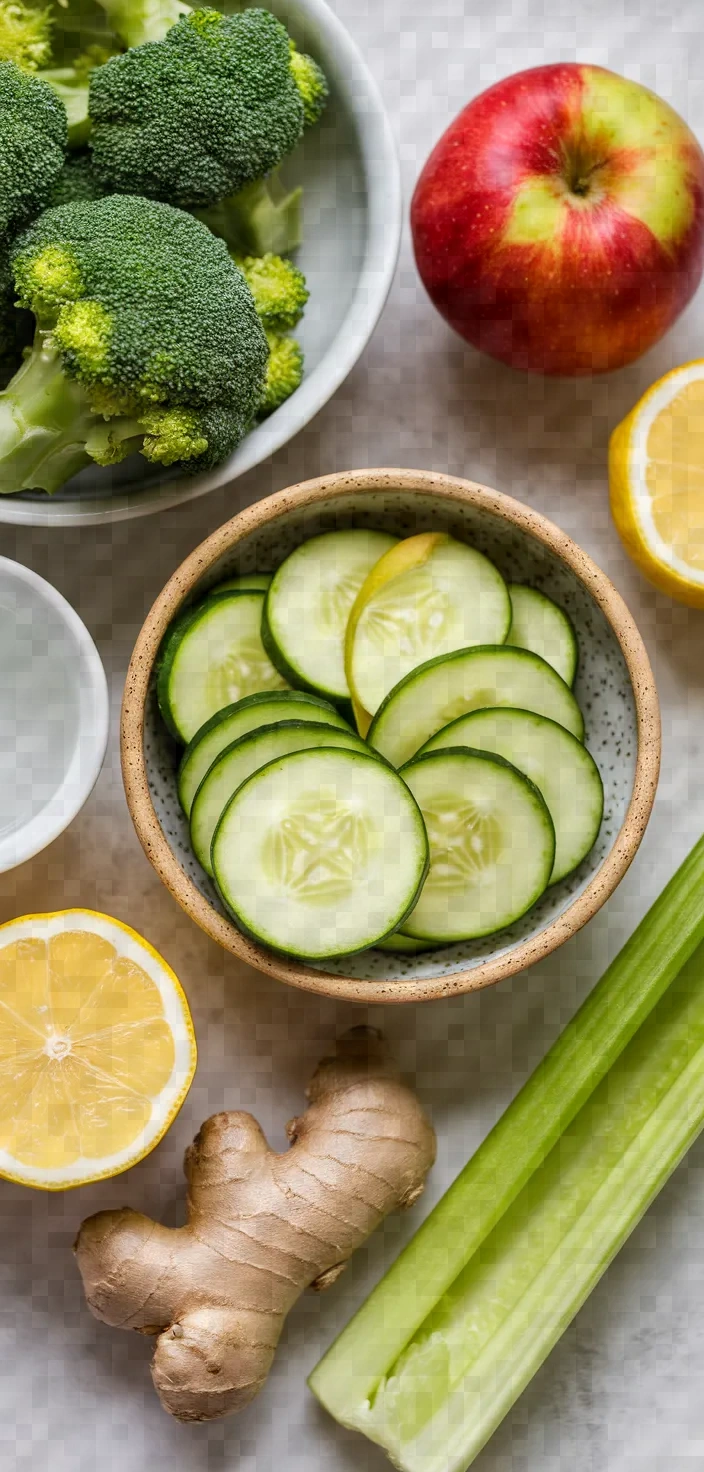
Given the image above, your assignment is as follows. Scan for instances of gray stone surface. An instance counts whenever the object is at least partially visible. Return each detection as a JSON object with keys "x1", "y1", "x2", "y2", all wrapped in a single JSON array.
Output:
[{"x1": 3, "y1": 0, "x2": 704, "y2": 1466}]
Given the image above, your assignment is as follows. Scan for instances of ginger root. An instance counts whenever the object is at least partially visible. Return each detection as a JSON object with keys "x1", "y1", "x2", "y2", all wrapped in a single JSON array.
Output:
[{"x1": 74, "y1": 1026, "x2": 436, "y2": 1423}]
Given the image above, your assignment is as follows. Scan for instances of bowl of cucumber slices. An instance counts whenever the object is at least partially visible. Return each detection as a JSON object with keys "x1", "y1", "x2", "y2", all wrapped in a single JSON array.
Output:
[{"x1": 122, "y1": 468, "x2": 661, "y2": 1003}]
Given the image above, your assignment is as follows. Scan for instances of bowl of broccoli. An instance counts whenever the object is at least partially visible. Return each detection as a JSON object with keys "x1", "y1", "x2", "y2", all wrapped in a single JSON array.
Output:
[{"x1": 0, "y1": 0, "x2": 401, "y2": 525}]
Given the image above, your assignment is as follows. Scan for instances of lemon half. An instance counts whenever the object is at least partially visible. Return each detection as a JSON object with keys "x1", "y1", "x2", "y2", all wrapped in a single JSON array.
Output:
[
  {"x1": 0, "y1": 911, "x2": 197, "y2": 1189},
  {"x1": 610, "y1": 360, "x2": 704, "y2": 607}
]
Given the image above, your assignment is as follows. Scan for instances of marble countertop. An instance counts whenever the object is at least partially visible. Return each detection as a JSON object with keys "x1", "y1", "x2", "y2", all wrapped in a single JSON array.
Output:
[{"x1": 4, "y1": 0, "x2": 704, "y2": 1467}]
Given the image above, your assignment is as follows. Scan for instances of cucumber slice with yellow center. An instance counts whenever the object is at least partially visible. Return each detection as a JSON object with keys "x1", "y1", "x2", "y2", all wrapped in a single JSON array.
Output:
[{"x1": 347, "y1": 533, "x2": 511, "y2": 730}]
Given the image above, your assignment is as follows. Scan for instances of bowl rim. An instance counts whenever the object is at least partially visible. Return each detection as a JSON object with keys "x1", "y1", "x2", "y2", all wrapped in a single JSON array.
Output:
[
  {"x1": 0, "y1": 556, "x2": 109, "y2": 873},
  {"x1": 121, "y1": 468, "x2": 661, "y2": 1004},
  {"x1": 0, "y1": 0, "x2": 402, "y2": 530}
]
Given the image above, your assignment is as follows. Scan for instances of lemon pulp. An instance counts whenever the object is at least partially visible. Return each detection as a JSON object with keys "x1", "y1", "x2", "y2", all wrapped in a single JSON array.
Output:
[
  {"x1": 0, "y1": 929, "x2": 177, "y2": 1171},
  {"x1": 645, "y1": 377, "x2": 704, "y2": 572}
]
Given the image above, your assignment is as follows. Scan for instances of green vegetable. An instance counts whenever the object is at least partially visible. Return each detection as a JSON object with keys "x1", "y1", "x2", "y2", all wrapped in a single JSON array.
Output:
[
  {"x1": 506, "y1": 583, "x2": 578, "y2": 686},
  {"x1": 212, "y1": 746, "x2": 430, "y2": 959},
  {"x1": 189, "y1": 719, "x2": 368, "y2": 877},
  {"x1": 258, "y1": 332, "x2": 303, "y2": 417},
  {"x1": 367, "y1": 645, "x2": 584, "y2": 768},
  {"x1": 0, "y1": 0, "x2": 51, "y2": 71},
  {"x1": 194, "y1": 173, "x2": 303, "y2": 258},
  {"x1": 0, "y1": 59, "x2": 66, "y2": 245},
  {"x1": 417, "y1": 707, "x2": 603, "y2": 884},
  {"x1": 309, "y1": 835, "x2": 704, "y2": 1464},
  {"x1": 0, "y1": 194, "x2": 268, "y2": 494},
  {"x1": 94, "y1": 0, "x2": 329, "y2": 121},
  {"x1": 92, "y1": 0, "x2": 190, "y2": 48},
  {"x1": 397, "y1": 748, "x2": 555, "y2": 942},
  {"x1": 49, "y1": 149, "x2": 103, "y2": 207},
  {"x1": 237, "y1": 254, "x2": 307, "y2": 416},
  {"x1": 288, "y1": 40, "x2": 327, "y2": 127},
  {"x1": 158, "y1": 591, "x2": 287, "y2": 745},
  {"x1": 88, "y1": 8, "x2": 326, "y2": 208},
  {"x1": 235, "y1": 252, "x2": 308, "y2": 334},
  {"x1": 177, "y1": 688, "x2": 352, "y2": 819},
  {"x1": 40, "y1": 44, "x2": 117, "y2": 149}
]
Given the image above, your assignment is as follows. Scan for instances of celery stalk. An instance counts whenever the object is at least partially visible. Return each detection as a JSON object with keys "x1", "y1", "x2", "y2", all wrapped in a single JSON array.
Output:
[
  {"x1": 355, "y1": 946, "x2": 704, "y2": 1470},
  {"x1": 309, "y1": 835, "x2": 704, "y2": 1424}
]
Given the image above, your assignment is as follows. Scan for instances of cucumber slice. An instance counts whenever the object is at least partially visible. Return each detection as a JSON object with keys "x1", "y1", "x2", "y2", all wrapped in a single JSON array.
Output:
[
  {"x1": 347, "y1": 534, "x2": 511, "y2": 721},
  {"x1": 374, "y1": 933, "x2": 439, "y2": 955},
  {"x1": 212, "y1": 747, "x2": 429, "y2": 959},
  {"x1": 418, "y1": 707, "x2": 603, "y2": 884},
  {"x1": 262, "y1": 530, "x2": 398, "y2": 704},
  {"x1": 368, "y1": 645, "x2": 584, "y2": 768},
  {"x1": 399, "y1": 748, "x2": 555, "y2": 942},
  {"x1": 191, "y1": 720, "x2": 370, "y2": 876},
  {"x1": 507, "y1": 585, "x2": 578, "y2": 686},
  {"x1": 157, "y1": 592, "x2": 288, "y2": 744},
  {"x1": 211, "y1": 573, "x2": 273, "y2": 593},
  {"x1": 177, "y1": 691, "x2": 352, "y2": 817}
]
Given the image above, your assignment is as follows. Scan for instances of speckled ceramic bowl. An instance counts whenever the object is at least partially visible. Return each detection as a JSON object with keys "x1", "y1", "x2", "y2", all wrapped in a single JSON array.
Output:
[{"x1": 122, "y1": 469, "x2": 660, "y2": 1004}]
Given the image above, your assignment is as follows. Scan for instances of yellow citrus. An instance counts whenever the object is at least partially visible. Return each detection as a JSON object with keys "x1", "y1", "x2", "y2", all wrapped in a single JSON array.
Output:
[
  {"x1": 0, "y1": 910, "x2": 196, "y2": 1190},
  {"x1": 609, "y1": 360, "x2": 704, "y2": 607}
]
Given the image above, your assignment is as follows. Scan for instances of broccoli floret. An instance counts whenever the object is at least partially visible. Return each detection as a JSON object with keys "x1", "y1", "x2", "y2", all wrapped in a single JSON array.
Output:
[
  {"x1": 288, "y1": 41, "x2": 327, "y2": 127},
  {"x1": 0, "y1": 0, "x2": 51, "y2": 71},
  {"x1": 88, "y1": 8, "x2": 327, "y2": 208},
  {"x1": 195, "y1": 172, "x2": 303, "y2": 257},
  {"x1": 0, "y1": 194, "x2": 269, "y2": 494},
  {"x1": 93, "y1": 0, "x2": 327, "y2": 120},
  {"x1": 258, "y1": 331, "x2": 303, "y2": 418},
  {"x1": 40, "y1": 45, "x2": 117, "y2": 149},
  {"x1": 236, "y1": 252, "x2": 308, "y2": 334},
  {"x1": 0, "y1": 60, "x2": 66, "y2": 245},
  {"x1": 49, "y1": 149, "x2": 104, "y2": 207}
]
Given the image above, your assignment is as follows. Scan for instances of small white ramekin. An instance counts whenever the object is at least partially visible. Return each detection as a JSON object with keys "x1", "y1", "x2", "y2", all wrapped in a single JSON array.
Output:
[{"x1": 0, "y1": 557, "x2": 109, "y2": 872}]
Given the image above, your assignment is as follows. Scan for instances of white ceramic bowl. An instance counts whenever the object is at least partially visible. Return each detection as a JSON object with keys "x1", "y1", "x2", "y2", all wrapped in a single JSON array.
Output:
[
  {"x1": 0, "y1": 0, "x2": 401, "y2": 529},
  {"x1": 0, "y1": 557, "x2": 109, "y2": 871}
]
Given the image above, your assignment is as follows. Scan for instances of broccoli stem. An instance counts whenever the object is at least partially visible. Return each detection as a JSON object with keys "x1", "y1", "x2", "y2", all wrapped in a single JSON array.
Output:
[
  {"x1": 0, "y1": 334, "x2": 98, "y2": 494},
  {"x1": 40, "y1": 70, "x2": 91, "y2": 148},
  {"x1": 94, "y1": 0, "x2": 192, "y2": 48},
  {"x1": 194, "y1": 175, "x2": 302, "y2": 257}
]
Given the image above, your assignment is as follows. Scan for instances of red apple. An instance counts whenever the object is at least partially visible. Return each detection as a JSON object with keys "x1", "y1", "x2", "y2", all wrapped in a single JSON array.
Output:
[{"x1": 411, "y1": 64, "x2": 704, "y2": 376}]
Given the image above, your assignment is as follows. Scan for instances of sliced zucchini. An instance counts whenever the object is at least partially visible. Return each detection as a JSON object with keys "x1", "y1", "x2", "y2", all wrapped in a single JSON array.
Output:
[
  {"x1": 261, "y1": 529, "x2": 398, "y2": 704},
  {"x1": 367, "y1": 645, "x2": 585, "y2": 768},
  {"x1": 211, "y1": 573, "x2": 273, "y2": 593},
  {"x1": 418, "y1": 707, "x2": 603, "y2": 883},
  {"x1": 212, "y1": 747, "x2": 429, "y2": 959},
  {"x1": 157, "y1": 591, "x2": 288, "y2": 744},
  {"x1": 399, "y1": 748, "x2": 555, "y2": 942},
  {"x1": 507, "y1": 584, "x2": 578, "y2": 686},
  {"x1": 346, "y1": 533, "x2": 511, "y2": 724},
  {"x1": 177, "y1": 690, "x2": 352, "y2": 818},
  {"x1": 191, "y1": 720, "x2": 369, "y2": 876}
]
